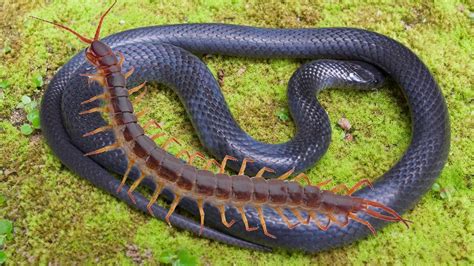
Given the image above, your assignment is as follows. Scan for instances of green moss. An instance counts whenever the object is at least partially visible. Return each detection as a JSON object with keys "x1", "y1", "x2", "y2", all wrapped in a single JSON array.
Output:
[{"x1": 1, "y1": 0, "x2": 472, "y2": 264}]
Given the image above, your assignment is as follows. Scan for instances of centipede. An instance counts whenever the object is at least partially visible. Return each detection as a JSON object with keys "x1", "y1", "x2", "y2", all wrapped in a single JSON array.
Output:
[{"x1": 36, "y1": 0, "x2": 450, "y2": 252}]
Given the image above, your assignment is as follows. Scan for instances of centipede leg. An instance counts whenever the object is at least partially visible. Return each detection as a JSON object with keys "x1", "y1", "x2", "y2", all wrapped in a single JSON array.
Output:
[
  {"x1": 162, "y1": 137, "x2": 181, "y2": 150},
  {"x1": 331, "y1": 184, "x2": 349, "y2": 194},
  {"x1": 290, "y1": 208, "x2": 310, "y2": 225},
  {"x1": 165, "y1": 194, "x2": 181, "y2": 225},
  {"x1": 146, "y1": 182, "x2": 164, "y2": 216},
  {"x1": 82, "y1": 125, "x2": 112, "y2": 137},
  {"x1": 80, "y1": 73, "x2": 105, "y2": 86},
  {"x1": 236, "y1": 206, "x2": 258, "y2": 231},
  {"x1": 204, "y1": 159, "x2": 220, "y2": 171},
  {"x1": 315, "y1": 178, "x2": 332, "y2": 188},
  {"x1": 135, "y1": 108, "x2": 149, "y2": 119},
  {"x1": 238, "y1": 158, "x2": 254, "y2": 176},
  {"x1": 81, "y1": 93, "x2": 107, "y2": 105},
  {"x1": 275, "y1": 208, "x2": 300, "y2": 229},
  {"x1": 197, "y1": 199, "x2": 205, "y2": 235},
  {"x1": 150, "y1": 132, "x2": 165, "y2": 141},
  {"x1": 127, "y1": 172, "x2": 146, "y2": 204},
  {"x1": 219, "y1": 155, "x2": 238, "y2": 174},
  {"x1": 327, "y1": 213, "x2": 349, "y2": 227},
  {"x1": 349, "y1": 213, "x2": 376, "y2": 235},
  {"x1": 255, "y1": 167, "x2": 275, "y2": 178},
  {"x1": 79, "y1": 106, "x2": 108, "y2": 115},
  {"x1": 124, "y1": 66, "x2": 134, "y2": 79},
  {"x1": 277, "y1": 168, "x2": 295, "y2": 181},
  {"x1": 347, "y1": 179, "x2": 374, "y2": 195},
  {"x1": 117, "y1": 51, "x2": 125, "y2": 67},
  {"x1": 294, "y1": 173, "x2": 311, "y2": 185},
  {"x1": 117, "y1": 159, "x2": 135, "y2": 192},
  {"x1": 132, "y1": 85, "x2": 148, "y2": 105},
  {"x1": 256, "y1": 207, "x2": 276, "y2": 238},
  {"x1": 143, "y1": 119, "x2": 162, "y2": 131},
  {"x1": 83, "y1": 143, "x2": 119, "y2": 156},
  {"x1": 218, "y1": 205, "x2": 236, "y2": 228},
  {"x1": 310, "y1": 212, "x2": 331, "y2": 231},
  {"x1": 128, "y1": 82, "x2": 146, "y2": 95}
]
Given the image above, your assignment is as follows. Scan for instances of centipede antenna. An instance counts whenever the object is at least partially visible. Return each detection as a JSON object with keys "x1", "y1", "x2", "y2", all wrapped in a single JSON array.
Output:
[
  {"x1": 94, "y1": 0, "x2": 117, "y2": 41},
  {"x1": 30, "y1": 16, "x2": 93, "y2": 44}
]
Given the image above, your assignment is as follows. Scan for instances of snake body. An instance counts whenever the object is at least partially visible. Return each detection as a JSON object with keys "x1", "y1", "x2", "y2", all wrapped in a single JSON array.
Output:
[{"x1": 41, "y1": 24, "x2": 450, "y2": 252}]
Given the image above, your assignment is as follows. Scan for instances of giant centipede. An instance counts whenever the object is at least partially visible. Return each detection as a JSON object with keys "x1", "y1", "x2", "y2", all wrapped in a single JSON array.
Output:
[{"x1": 33, "y1": 1, "x2": 410, "y2": 241}]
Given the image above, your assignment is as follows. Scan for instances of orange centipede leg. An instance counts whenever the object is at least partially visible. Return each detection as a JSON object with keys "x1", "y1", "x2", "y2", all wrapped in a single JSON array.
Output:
[
  {"x1": 162, "y1": 137, "x2": 181, "y2": 150},
  {"x1": 277, "y1": 168, "x2": 295, "y2": 181},
  {"x1": 315, "y1": 178, "x2": 332, "y2": 188},
  {"x1": 127, "y1": 172, "x2": 146, "y2": 204},
  {"x1": 165, "y1": 194, "x2": 182, "y2": 225},
  {"x1": 150, "y1": 132, "x2": 166, "y2": 141},
  {"x1": 83, "y1": 143, "x2": 119, "y2": 156},
  {"x1": 294, "y1": 173, "x2": 312, "y2": 185},
  {"x1": 197, "y1": 199, "x2": 205, "y2": 235},
  {"x1": 311, "y1": 212, "x2": 331, "y2": 231},
  {"x1": 128, "y1": 82, "x2": 146, "y2": 95},
  {"x1": 347, "y1": 179, "x2": 374, "y2": 195},
  {"x1": 79, "y1": 106, "x2": 108, "y2": 115},
  {"x1": 135, "y1": 108, "x2": 149, "y2": 118},
  {"x1": 290, "y1": 208, "x2": 310, "y2": 225},
  {"x1": 82, "y1": 125, "x2": 112, "y2": 137},
  {"x1": 218, "y1": 205, "x2": 236, "y2": 228},
  {"x1": 117, "y1": 159, "x2": 135, "y2": 192},
  {"x1": 81, "y1": 93, "x2": 107, "y2": 105},
  {"x1": 275, "y1": 207, "x2": 300, "y2": 229},
  {"x1": 204, "y1": 159, "x2": 220, "y2": 171},
  {"x1": 255, "y1": 167, "x2": 275, "y2": 178},
  {"x1": 327, "y1": 213, "x2": 348, "y2": 227},
  {"x1": 132, "y1": 86, "x2": 148, "y2": 105},
  {"x1": 219, "y1": 155, "x2": 238, "y2": 174},
  {"x1": 147, "y1": 182, "x2": 164, "y2": 216},
  {"x1": 124, "y1": 66, "x2": 134, "y2": 79},
  {"x1": 236, "y1": 206, "x2": 258, "y2": 231},
  {"x1": 117, "y1": 51, "x2": 125, "y2": 67},
  {"x1": 349, "y1": 213, "x2": 376, "y2": 235},
  {"x1": 238, "y1": 158, "x2": 254, "y2": 176},
  {"x1": 331, "y1": 184, "x2": 349, "y2": 194},
  {"x1": 256, "y1": 207, "x2": 276, "y2": 238},
  {"x1": 143, "y1": 119, "x2": 162, "y2": 130},
  {"x1": 80, "y1": 73, "x2": 105, "y2": 86}
]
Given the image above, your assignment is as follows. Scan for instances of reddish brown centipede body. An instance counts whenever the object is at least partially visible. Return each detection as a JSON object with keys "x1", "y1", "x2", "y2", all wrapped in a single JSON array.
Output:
[{"x1": 34, "y1": 1, "x2": 410, "y2": 240}]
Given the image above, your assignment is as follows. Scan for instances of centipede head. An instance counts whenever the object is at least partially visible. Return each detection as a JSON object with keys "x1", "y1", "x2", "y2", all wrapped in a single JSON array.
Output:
[{"x1": 31, "y1": 0, "x2": 117, "y2": 66}]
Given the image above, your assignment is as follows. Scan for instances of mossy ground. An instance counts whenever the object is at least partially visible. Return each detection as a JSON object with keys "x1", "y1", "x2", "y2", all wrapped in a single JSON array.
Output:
[{"x1": 0, "y1": 0, "x2": 472, "y2": 264}]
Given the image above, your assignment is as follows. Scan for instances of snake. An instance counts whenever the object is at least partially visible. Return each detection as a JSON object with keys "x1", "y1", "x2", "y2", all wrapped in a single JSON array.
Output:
[{"x1": 40, "y1": 24, "x2": 450, "y2": 252}]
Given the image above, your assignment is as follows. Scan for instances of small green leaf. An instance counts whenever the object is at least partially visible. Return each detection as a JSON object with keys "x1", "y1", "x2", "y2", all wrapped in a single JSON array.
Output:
[
  {"x1": 159, "y1": 251, "x2": 176, "y2": 264},
  {"x1": 21, "y1": 95, "x2": 31, "y2": 105},
  {"x1": 431, "y1": 183, "x2": 440, "y2": 192},
  {"x1": 0, "y1": 250, "x2": 6, "y2": 264},
  {"x1": 32, "y1": 74, "x2": 43, "y2": 88},
  {"x1": 32, "y1": 115, "x2": 41, "y2": 129},
  {"x1": 0, "y1": 235, "x2": 5, "y2": 246},
  {"x1": 0, "y1": 81, "x2": 8, "y2": 89},
  {"x1": 0, "y1": 220, "x2": 13, "y2": 235},
  {"x1": 175, "y1": 250, "x2": 198, "y2": 266},
  {"x1": 276, "y1": 109, "x2": 289, "y2": 122},
  {"x1": 27, "y1": 109, "x2": 40, "y2": 123},
  {"x1": 20, "y1": 124, "x2": 33, "y2": 135}
]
